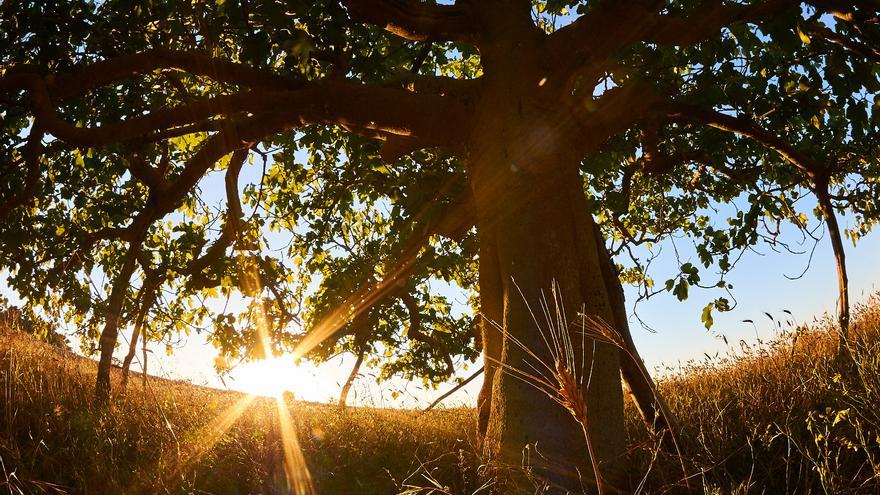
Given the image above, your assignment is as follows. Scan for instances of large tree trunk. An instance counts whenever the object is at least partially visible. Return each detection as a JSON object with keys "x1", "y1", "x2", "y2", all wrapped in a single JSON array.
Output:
[
  {"x1": 478, "y1": 206, "x2": 684, "y2": 457},
  {"x1": 477, "y1": 226, "x2": 504, "y2": 440},
  {"x1": 470, "y1": 134, "x2": 627, "y2": 492}
]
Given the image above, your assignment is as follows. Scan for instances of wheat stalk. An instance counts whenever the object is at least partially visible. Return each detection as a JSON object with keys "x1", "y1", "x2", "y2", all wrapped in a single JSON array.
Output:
[
  {"x1": 480, "y1": 280, "x2": 610, "y2": 495},
  {"x1": 575, "y1": 312, "x2": 691, "y2": 490}
]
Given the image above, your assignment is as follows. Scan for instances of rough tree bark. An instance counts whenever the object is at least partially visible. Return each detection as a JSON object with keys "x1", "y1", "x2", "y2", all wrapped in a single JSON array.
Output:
[
  {"x1": 475, "y1": 163, "x2": 627, "y2": 491},
  {"x1": 467, "y1": 68, "x2": 628, "y2": 491},
  {"x1": 475, "y1": 186, "x2": 685, "y2": 467},
  {"x1": 592, "y1": 226, "x2": 683, "y2": 447},
  {"x1": 477, "y1": 226, "x2": 504, "y2": 440}
]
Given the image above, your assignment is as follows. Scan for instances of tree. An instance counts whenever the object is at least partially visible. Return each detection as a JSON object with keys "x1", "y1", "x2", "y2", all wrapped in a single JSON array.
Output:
[{"x1": 2, "y1": 0, "x2": 880, "y2": 491}]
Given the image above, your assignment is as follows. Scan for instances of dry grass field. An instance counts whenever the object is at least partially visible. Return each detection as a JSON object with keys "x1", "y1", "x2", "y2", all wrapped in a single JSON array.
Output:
[{"x1": 1, "y1": 294, "x2": 880, "y2": 494}]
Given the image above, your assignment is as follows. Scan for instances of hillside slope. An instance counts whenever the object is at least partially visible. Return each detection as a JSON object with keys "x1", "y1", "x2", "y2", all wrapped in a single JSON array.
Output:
[
  {"x1": 1, "y1": 294, "x2": 880, "y2": 494},
  {"x1": 0, "y1": 328, "x2": 476, "y2": 494},
  {"x1": 626, "y1": 293, "x2": 880, "y2": 494}
]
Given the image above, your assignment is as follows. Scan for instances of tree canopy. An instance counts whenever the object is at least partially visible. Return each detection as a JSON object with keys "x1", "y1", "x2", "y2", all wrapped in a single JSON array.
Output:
[{"x1": 2, "y1": 0, "x2": 880, "y2": 489}]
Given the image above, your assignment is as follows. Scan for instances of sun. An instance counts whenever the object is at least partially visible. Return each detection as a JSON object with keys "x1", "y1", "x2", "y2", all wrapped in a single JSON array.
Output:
[{"x1": 230, "y1": 355, "x2": 306, "y2": 399}]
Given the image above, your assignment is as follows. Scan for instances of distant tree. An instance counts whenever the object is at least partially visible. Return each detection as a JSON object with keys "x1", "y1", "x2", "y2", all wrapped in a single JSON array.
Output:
[
  {"x1": 0, "y1": 296, "x2": 69, "y2": 349},
  {"x1": 2, "y1": 0, "x2": 879, "y2": 490}
]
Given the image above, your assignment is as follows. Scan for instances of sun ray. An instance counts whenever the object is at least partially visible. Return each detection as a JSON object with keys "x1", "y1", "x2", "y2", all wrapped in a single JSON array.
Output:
[
  {"x1": 130, "y1": 392, "x2": 258, "y2": 492},
  {"x1": 243, "y1": 255, "x2": 315, "y2": 494},
  {"x1": 290, "y1": 248, "x2": 422, "y2": 361},
  {"x1": 275, "y1": 397, "x2": 316, "y2": 495}
]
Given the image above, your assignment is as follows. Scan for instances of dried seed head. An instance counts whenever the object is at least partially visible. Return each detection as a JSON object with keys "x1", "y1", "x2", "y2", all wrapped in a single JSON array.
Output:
[{"x1": 575, "y1": 313, "x2": 626, "y2": 349}]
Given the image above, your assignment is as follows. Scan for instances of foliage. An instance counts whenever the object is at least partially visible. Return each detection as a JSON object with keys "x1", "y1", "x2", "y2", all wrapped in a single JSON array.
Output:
[
  {"x1": 0, "y1": 0, "x2": 481, "y2": 385},
  {"x1": 624, "y1": 293, "x2": 880, "y2": 493},
  {"x1": 0, "y1": 295, "x2": 68, "y2": 349},
  {"x1": 1, "y1": 0, "x2": 880, "y2": 397}
]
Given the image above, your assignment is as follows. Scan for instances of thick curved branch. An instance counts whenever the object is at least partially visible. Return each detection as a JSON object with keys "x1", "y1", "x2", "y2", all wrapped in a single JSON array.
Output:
[
  {"x1": 388, "y1": 71, "x2": 481, "y2": 99},
  {"x1": 128, "y1": 153, "x2": 168, "y2": 191},
  {"x1": 52, "y1": 125, "x2": 271, "y2": 295},
  {"x1": 157, "y1": 115, "x2": 290, "y2": 216},
  {"x1": 379, "y1": 135, "x2": 429, "y2": 163},
  {"x1": 400, "y1": 291, "x2": 454, "y2": 376},
  {"x1": 805, "y1": 22, "x2": 880, "y2": 63},
  {"x1": 4, "y1": 75, "x2": 468, "y2": 151},
  {"x1": 638, "y1": 133, "x2": 761, "y2": 183},
  {"x1": 644, "y1": 0, "x2": 795, "y2": 46},
  {"x1": 342, "y1": 0, "x2": 478, "y2": 43},
  {"x1": 571, "y1": 80, "x2": 661, "y2": 157},
  {"x1": 183, "y1": 148, "x2": 248, "y2": 278},
  {"x1": 142, "y1": 118, "x2": 237, "y2": 144},
  {"x1": 549, "y1": 0, "x2": 795, "y2": 77},
  {"x1": 665, "y1": 103, "x2": 823, "y2": 179},
  {"x1": 1, "y1": 49, "x2": 304, "y2": 99}
]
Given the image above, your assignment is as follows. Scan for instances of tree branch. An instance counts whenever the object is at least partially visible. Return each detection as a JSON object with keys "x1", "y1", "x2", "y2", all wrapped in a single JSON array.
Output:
[
  {"x1": 155, "y1": 115, "x2": 290, "y2": 216},
  {"x1": 423, "y1": 366, "x2": 483, "y2": 412},
  {"x1": 644, "y1": 0, "x2": 795, "y2": 46},
  {"x1": 342, "y1": 0, "x2": 478, "y2": 43},
  {"x1": 291, "y1": 188, "x2": 474, "y2": 359},
  {"x1": 43, "y1": 48, "x2": 306, "y2": 98},
  {"x1": 386, "y1": 70, "x2": 481, "y2": 99},
  {"x1": 95, "y1": 235, "x2": 146, "y2": 403},
  {"x1": 4, "y1": 75, "x2": 468, "y2": 151},
  {"x1": 638, "y1": 125, "x2": 761, "y2": 182},
  {"x1": 400, "y1": 291, "x2": 454, "y2": 376},
  {"x1": 570, "y1": 80, "x2": 661, "y2": 157},
  {"x1": 549, "y1": 0, "x2": 795, "y2": 77},
  {"x1": 814, "y1": 179, "x2": 851, "y2": 352},
  {"x1": 804, "y1": 22, "x2": 880, "y2": 63},
  {"x1": 183, "y1": 148, "x2": 248, "y2": 278},
  {"x1": 665, "y1": 103, "x2": 823, "y2": 179},
  {"x1": 127, "y1": 153, "x2": 168, "y2": 191},
  {"x1": 121, "y1": 271, "x2": 162, "y2": 389}
]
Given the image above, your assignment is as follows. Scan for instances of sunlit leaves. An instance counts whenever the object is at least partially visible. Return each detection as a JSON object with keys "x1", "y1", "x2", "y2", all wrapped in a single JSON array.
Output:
[{"x1": 583, "y1": 4, "x2": 880, "y2": 332}]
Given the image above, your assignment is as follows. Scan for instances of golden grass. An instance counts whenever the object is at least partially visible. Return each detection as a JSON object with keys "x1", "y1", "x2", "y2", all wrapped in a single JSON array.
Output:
[
  {"x1": 0, "y1": 328, "x2": 478, "y2": 494},
  {"x1": 624, "y1": 293, "x2": 880, "y2": 493},
  {"x1": 2, "y1": 293, "x2": 880, "y2": 493}
]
